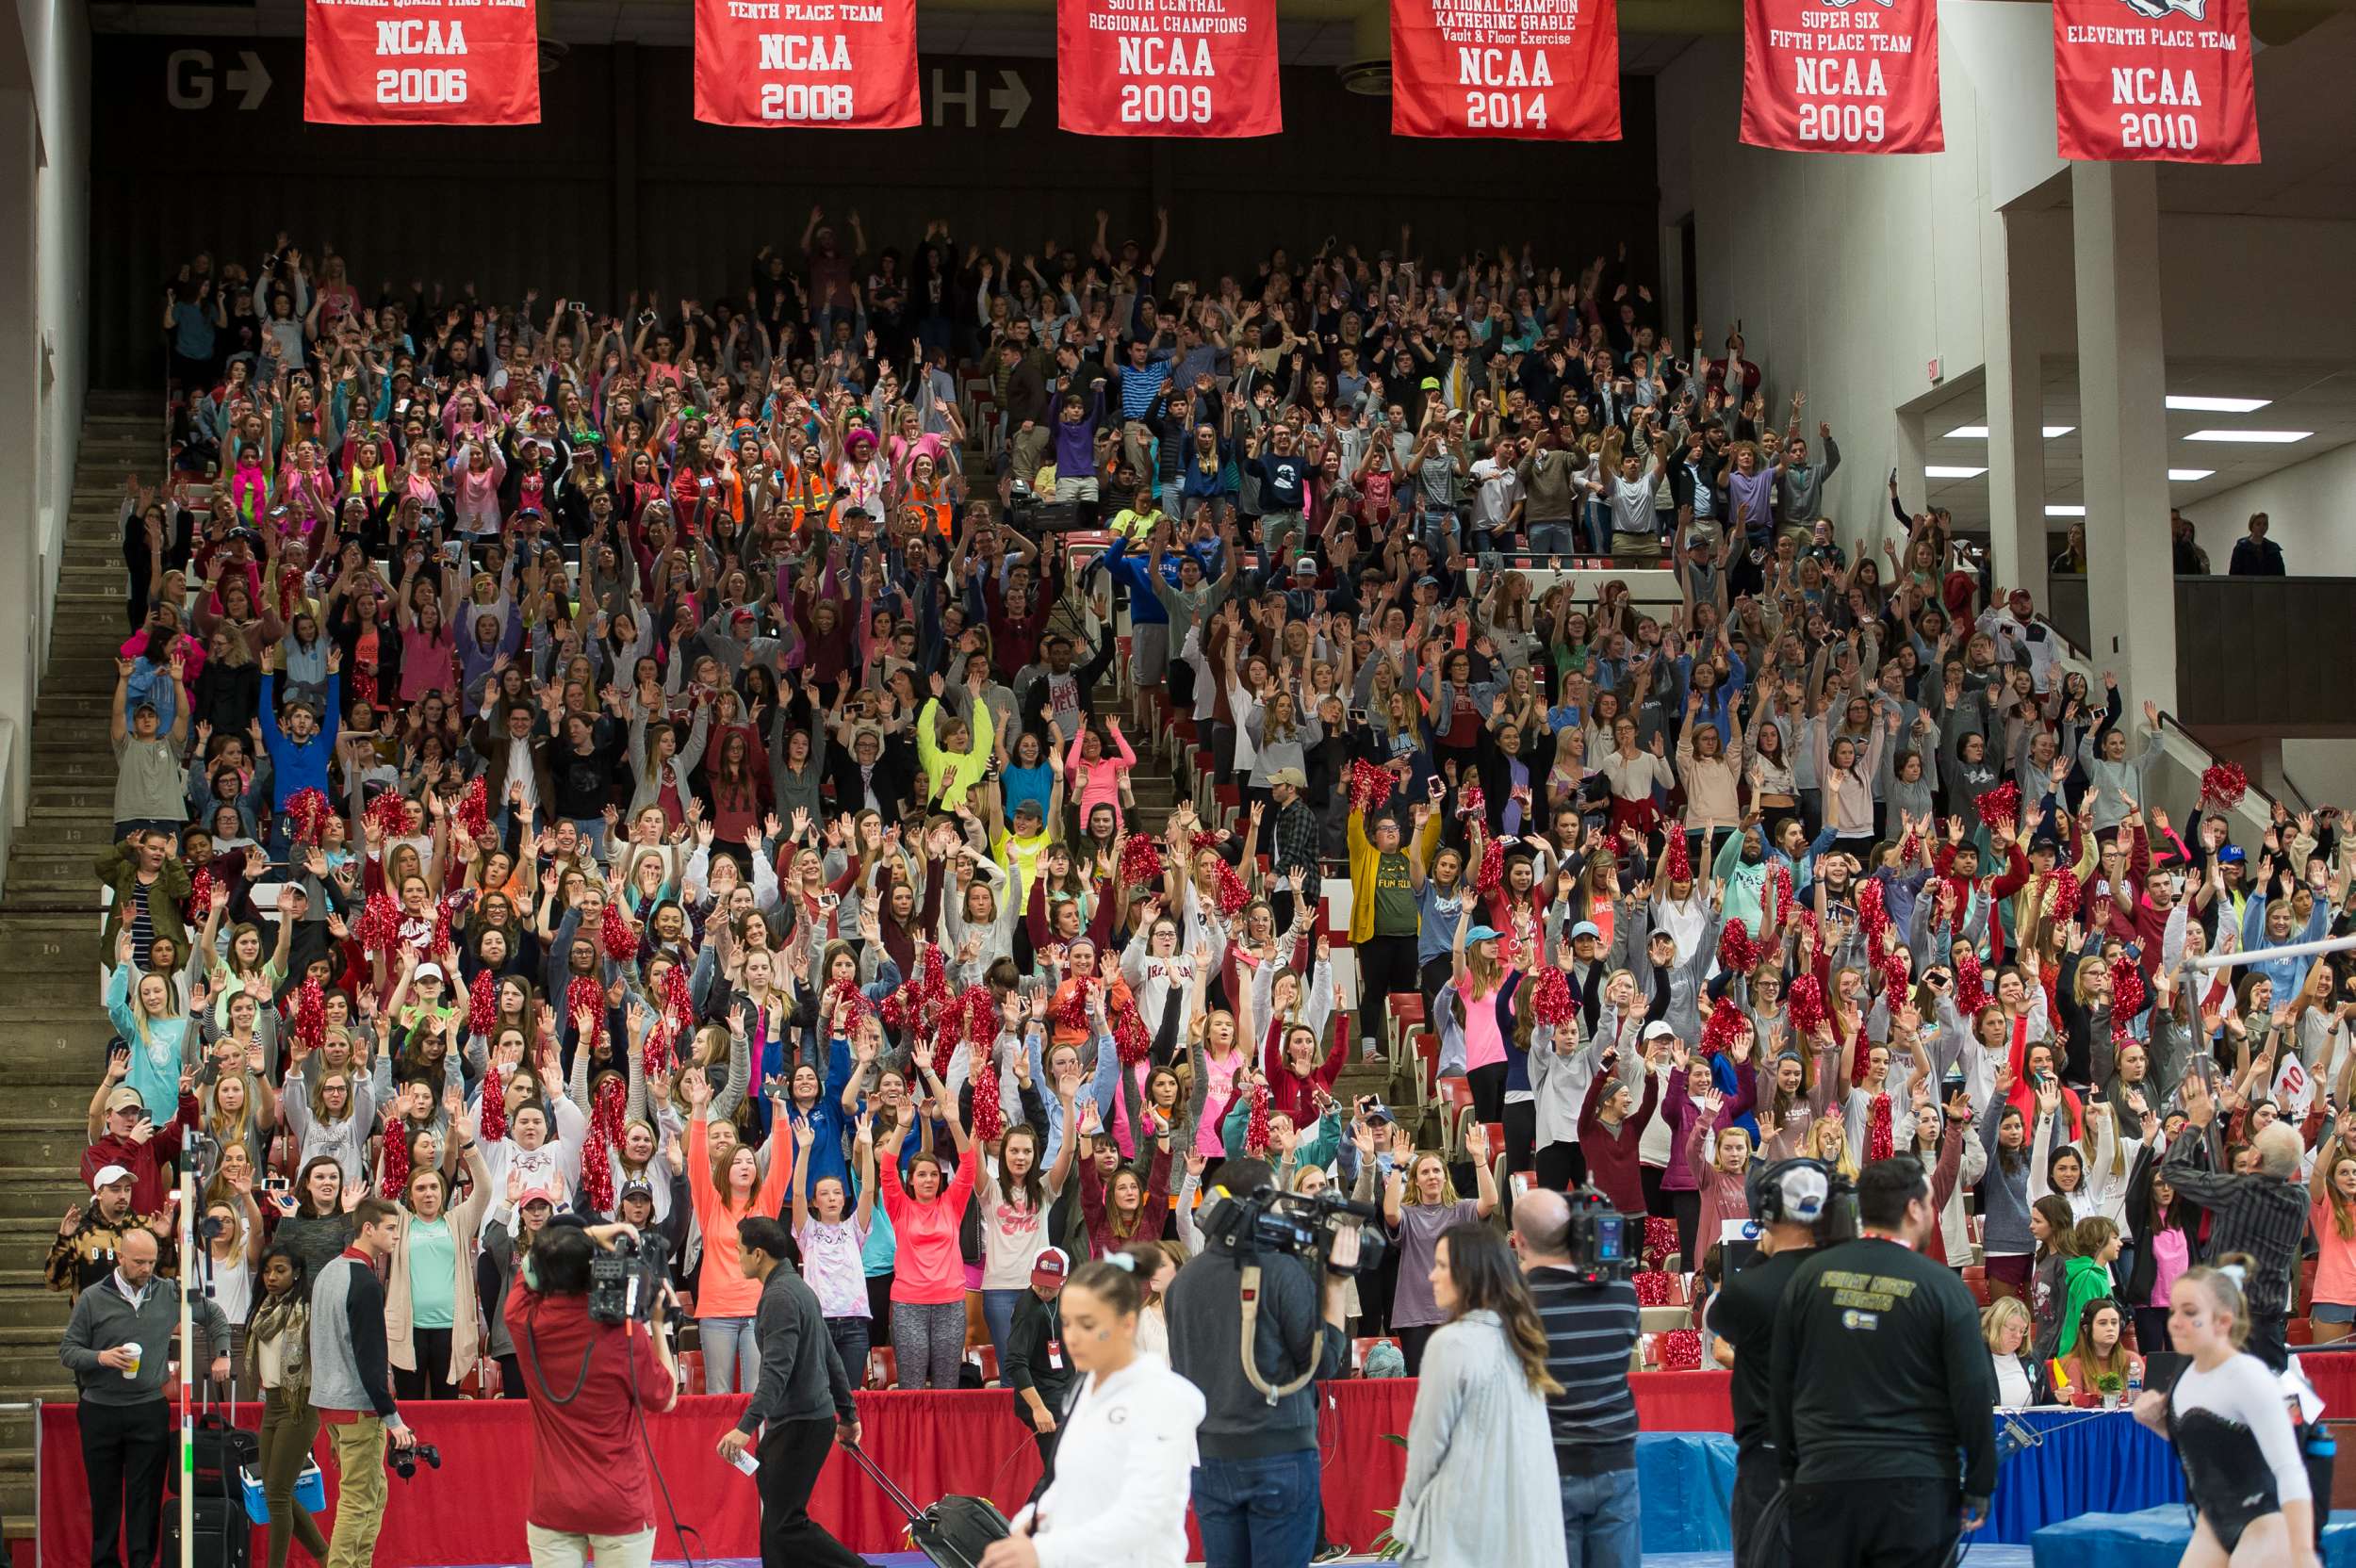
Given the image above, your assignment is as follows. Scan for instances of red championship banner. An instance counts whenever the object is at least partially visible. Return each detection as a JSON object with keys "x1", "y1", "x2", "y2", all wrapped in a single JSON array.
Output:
[
  {"x1": 2053, "y1": 0, "x2": 2258, "y2": 164},
  {"x1": 1741, "y1": 0, "x2": 1942, "y2": 155},
  {"x1": 1389, "y1": 0, "x2": 1620, "y2": 140},
  {"x1": 693, "y1": 0, "x2": 920, "y2": 127},
  {"x1": 1056, "y1": 0, "x2": 1282, "y2": 138},
  {"x1": 304, "y1": 0, "x2": 541, "y2": 124}
]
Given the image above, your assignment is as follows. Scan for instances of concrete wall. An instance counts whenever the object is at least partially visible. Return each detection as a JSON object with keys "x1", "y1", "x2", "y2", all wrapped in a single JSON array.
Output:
[
  {"x1": 1654, "y1": 3, "x2": 2065, "y2": 553},
  {"x1": 0, "y1": 0, "x2": 90, "y2": 876},
  {"x1": 2184, "y1": 441, "x2": 2356, "y2": 580}
]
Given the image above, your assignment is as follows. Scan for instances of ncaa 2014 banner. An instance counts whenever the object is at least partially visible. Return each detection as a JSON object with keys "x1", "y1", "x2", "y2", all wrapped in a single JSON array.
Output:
[
  {"x1": 1056, "y1": 0, "x2": 1283, "y2": 137},
  {"x1": 304, "y1": 0, "x2": 541, "y2": 123},
  {"x1": 2053, "y1": 0, "x2": 2258, "y2": 163},
  {"x1": 1389, "y1": 0, "x2": 1620, "y2": 140},
  {"x1": 1741, "y1": 0, "x2": 1942, "y2": 154},
  {"x1": 694, "y1": 0, "x2": 921, "y2": 127}
]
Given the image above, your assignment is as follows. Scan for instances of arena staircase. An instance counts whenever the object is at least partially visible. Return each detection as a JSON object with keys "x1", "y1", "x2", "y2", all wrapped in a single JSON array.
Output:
[{"x1": 0, "y1": 388, "x2": 159, "y2": 1544}]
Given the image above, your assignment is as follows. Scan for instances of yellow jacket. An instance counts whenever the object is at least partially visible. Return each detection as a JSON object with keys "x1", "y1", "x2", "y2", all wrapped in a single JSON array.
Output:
[{"x1": 1346, "y1": 807, "x2": 1442, "y2": 944}]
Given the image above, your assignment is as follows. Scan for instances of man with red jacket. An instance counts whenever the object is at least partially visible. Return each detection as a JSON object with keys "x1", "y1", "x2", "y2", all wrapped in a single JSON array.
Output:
[{"x1": 79, "y1": 1066, "x2": 199, "y2": 1219}]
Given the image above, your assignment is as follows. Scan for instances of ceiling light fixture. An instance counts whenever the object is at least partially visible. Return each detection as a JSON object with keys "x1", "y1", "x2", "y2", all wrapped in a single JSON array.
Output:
[
  {"x1": 2182, "y1": 430, "x2": 2312, "y2": 445},
  {"x1": 1923, "y1": 466, "x2": 1987, "y2": 479},
  {"x1": 2166, "y1": 396, "x2": 2271, "y2": 414},
  {"x1": 2168, "y1": 468, "x2": 2214, "y2": 482}
]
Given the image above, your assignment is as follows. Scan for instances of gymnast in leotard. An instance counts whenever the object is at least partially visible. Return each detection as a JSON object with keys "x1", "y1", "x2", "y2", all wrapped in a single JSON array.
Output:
[{"x1": 2131, "y1": 1258, "x2": 2319, "y2": 1568}]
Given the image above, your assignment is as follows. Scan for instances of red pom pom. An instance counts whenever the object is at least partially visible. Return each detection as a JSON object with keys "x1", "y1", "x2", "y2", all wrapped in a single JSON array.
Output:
[
  {"x1": 428, "y1": 900, "x2": 452, "y2": 965},
  {"x1": 1700, "y1": 996, "x2": 1747, "y2": 1058},
  {"x1": 293, "y1": 976, "x2": 327, "y2": 1055},
  {"x1": 1243, "y1": 1083, "x2": 1272, "y2": 1155},
  {"x1": 1642, "y1": 1217, "x2": 1679, "y2": 1270},
  {"x1": 1974, "y1": 781, "x2": 2022, "y2": 829},
  {"x1": 2109, "y1": 954, "x2": 2148, "y2": 1045},
  {"x1": 480, "y1": 1073, "x2": 509, "y2": 1144},
  {"x1": 1857, "y1": 878, "x2": 1891, "y2": 950},
  {"x1": 1051, "y1": 979, "x2": 1091, "y2": 1038},
  {"x1": 1883, "y1": 951, "x2": 1913, "y2": 1021},
  {"x1": 286, "y1": 788, "x2": 334, "y2": 848},
  {"x1": 1110, "y1": 990, "x2": 1153, "y2": 1067},
  {"x1": 1953, "y1": 950, "x2": 1989, "y2": 1016},
  {"x1": 1663, "y1": 832, "x2": 1693, "y2": 886},
  {"x1": 1530, "y1": 966, "x2": 1575, "y2": 1028},
  {"x1": 1473, "y1": 838, "x2": 1505, "y2": 897},
  {"x1": 970, "y1": 1039, "x2": 1005, "y2": 1145},
  {"x1": 826, "y1": 976, "x2": 870, "y2": 1034},
  {"x1": 1212, "y1": 856, "x2": 1252, "y2": 919},
  {"x1": 1658, "y1": 1329, "x2": 1703, "y2": 1371},
  {"x1": 1119, "y1": 834, "x2": 1166, "y2": 890},
  {"x1": 1769, "y1": 862, "x2": 1794, "y2": 927},
  {"x1": 467, "y1": 970, "x2": 499, "y2": 1037},
  {"x1": 188, "y1": 866, "x2": 216, "y2": 922},
  {"x1": 2049, "y1": 866, "x2": 2083, "y2": 922},
  {"x1": 2201, "y1": 762, "x2": 2248, "y2": 809},
  {"x1": 1717, "y1": 917, "x2": 1757, "y2": 976},
  {"x1": 1348, "y1": 760, "x2": 1397, "y2": 818},
  {"x1": 1633, "y1": 1270, "x2": 1675, "y2": 1307},
  {"x1": 1787, "y1": 973, "x2": 1828, "y2": 1040},
  {"x1": 1456, "y1": 780, "x2": 1486, "y2": 822},
  {"x1": 455, "y1": 776, "x2": 491, "y2": 843},
  {"x1": 379, "y1": 1118, "x2": 413, "y2": 1200},
  {"x1": 357, "y1": 890, "x2": 401, "y2": 954},
  {"x1": 600, "y1": 906, "x2": 641, "y2": 966},
  {"x1": 577, "y1": 1074, "x2": 627, "y2": 1215},
  {"x1": 363, "y1": 790, "x2": 411, "y2": 843},
  {"x1": 565, "y1": 974, "x2": 608, "y2": 1054}
]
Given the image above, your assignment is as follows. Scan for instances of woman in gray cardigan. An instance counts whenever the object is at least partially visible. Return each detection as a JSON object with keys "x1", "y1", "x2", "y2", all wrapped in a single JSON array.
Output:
[{"x1": 1392, "y1": 1222, "x2": 1570, "y2": 1568}]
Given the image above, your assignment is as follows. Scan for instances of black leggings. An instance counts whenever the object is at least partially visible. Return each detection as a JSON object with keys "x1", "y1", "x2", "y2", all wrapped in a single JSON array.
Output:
[
  {"x1": 393, "y1": 1326, "x2": 455, "y2": 1400},
  {"x1": 1672, "y1": 1188, "x2": 1702, "y2": 1272},
  {"x1": 1356, "y1": 935, "x2": 1421, "y2": 1051},
  {"x1": 1467, "y1": 1061, "x2": 1507, "y2": 1123},
  {"x1": 1501, "y1": 1099, "x2": 1537, "y2": 1177},
  {"x1": 1535, "y1": 1139, "x2": 1587, "y2": 1193}
]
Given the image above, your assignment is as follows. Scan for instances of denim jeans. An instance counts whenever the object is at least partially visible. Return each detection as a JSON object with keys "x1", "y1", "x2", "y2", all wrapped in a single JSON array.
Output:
[
  {"x1": 1528, "y1": 522, "x2": 1576, "y2": 557},
  {"x1": 1560, "y1": 1466, "x2": 1642, "y2": 1568},
  {"x1": 698, "y1": 1315, "x2": 757, "y2": 1395},
  {"x1": 980, "y1": 1288, "x2": 1025, "y2": 1380},
  {"x1": 1192, "y1": 1448, "x2": 1321, "y2": 1568}
]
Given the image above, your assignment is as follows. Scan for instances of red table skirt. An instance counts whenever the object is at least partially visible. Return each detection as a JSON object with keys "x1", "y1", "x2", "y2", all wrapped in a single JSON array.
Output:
[{"x1": 38, "y1": 1373, "x2": 1731, "y2": 1567}]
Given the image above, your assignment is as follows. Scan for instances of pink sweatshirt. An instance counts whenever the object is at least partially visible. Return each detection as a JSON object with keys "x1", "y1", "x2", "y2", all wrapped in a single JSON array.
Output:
[{"x1": 1067, "y1": 727, "x2": 1137, "y2": 824}]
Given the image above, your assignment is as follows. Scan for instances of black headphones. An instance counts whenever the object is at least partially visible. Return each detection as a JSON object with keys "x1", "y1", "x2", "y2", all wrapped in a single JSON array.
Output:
[{"x1": 1744, "y1": 1158, "x2": 1832, "y2": 1229}]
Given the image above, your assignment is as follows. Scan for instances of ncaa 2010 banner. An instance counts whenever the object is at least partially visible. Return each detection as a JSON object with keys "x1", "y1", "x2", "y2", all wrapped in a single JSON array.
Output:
[
  {"x1": 1740, "y1": 0, "x2": 1942, "y2": 155},
  {"x1": 1388, "y1": 0, "x2": 1620, "y2": 141},
  {"x1": 304, "y1": 0, "x2": 541, "y2": 124},
  {"x1": 1056, "y1": 0, "x2": 1283, "y2": 138},
  {"x1": 694, "y1": 0, "x2": 921, "y2": 127},
  {"x1": 2053, "y1": 0, "x2": 2258, "y2": 164}
]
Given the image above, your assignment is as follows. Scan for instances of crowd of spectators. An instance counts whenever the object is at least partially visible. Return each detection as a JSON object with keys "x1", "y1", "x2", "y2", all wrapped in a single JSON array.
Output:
[{"x1": 57, "y1": 212, "x2": 2356, "y2": 1564}]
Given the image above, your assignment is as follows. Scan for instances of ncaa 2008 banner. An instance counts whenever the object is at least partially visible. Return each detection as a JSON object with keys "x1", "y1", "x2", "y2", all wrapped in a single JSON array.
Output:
[
  {"x1": 304, "y1": 0, "x2": 541, "y2": 124},
  {"x1": 1388, "y1": 0, "x2": 1620, "y2": 141},
  {"x1": 694, "y1": 0, "x2": 921, "y2": 127},
  {"x1": 1741, "y1": 0, "x2": 1942, "y2": 154},
  {"x1": 2053, "y1": 0, "x2": 2258, "y2": 164},
  {"x1": 1056, "y1": 0, "x2": 1283, "y2": 138}
]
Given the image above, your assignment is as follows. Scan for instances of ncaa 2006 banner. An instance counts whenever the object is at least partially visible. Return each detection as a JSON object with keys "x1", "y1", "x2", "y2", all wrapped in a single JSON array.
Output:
[{"x1": 304, "y1": 0, "x2": 541, "y2": 124}]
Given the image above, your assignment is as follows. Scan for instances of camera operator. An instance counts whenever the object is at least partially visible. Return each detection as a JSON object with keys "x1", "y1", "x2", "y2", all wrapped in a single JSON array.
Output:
[
  {"x1": 1768, "y1": 1156, "x2": 1996, "y2": 1567},
  {"x1": 1165, "y1": 1157, "x2": 1352, "y2": 1568},
  {"x1": 1512, "y1": 1188, "x2": 1642, "y2": 1568},
  {"x1": 510, "y1": 1217, "x2": 679, "y2": 1568},
  {"x1": 1704, "y1": 1161, "x2": 1831, "y2": 1568}
]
